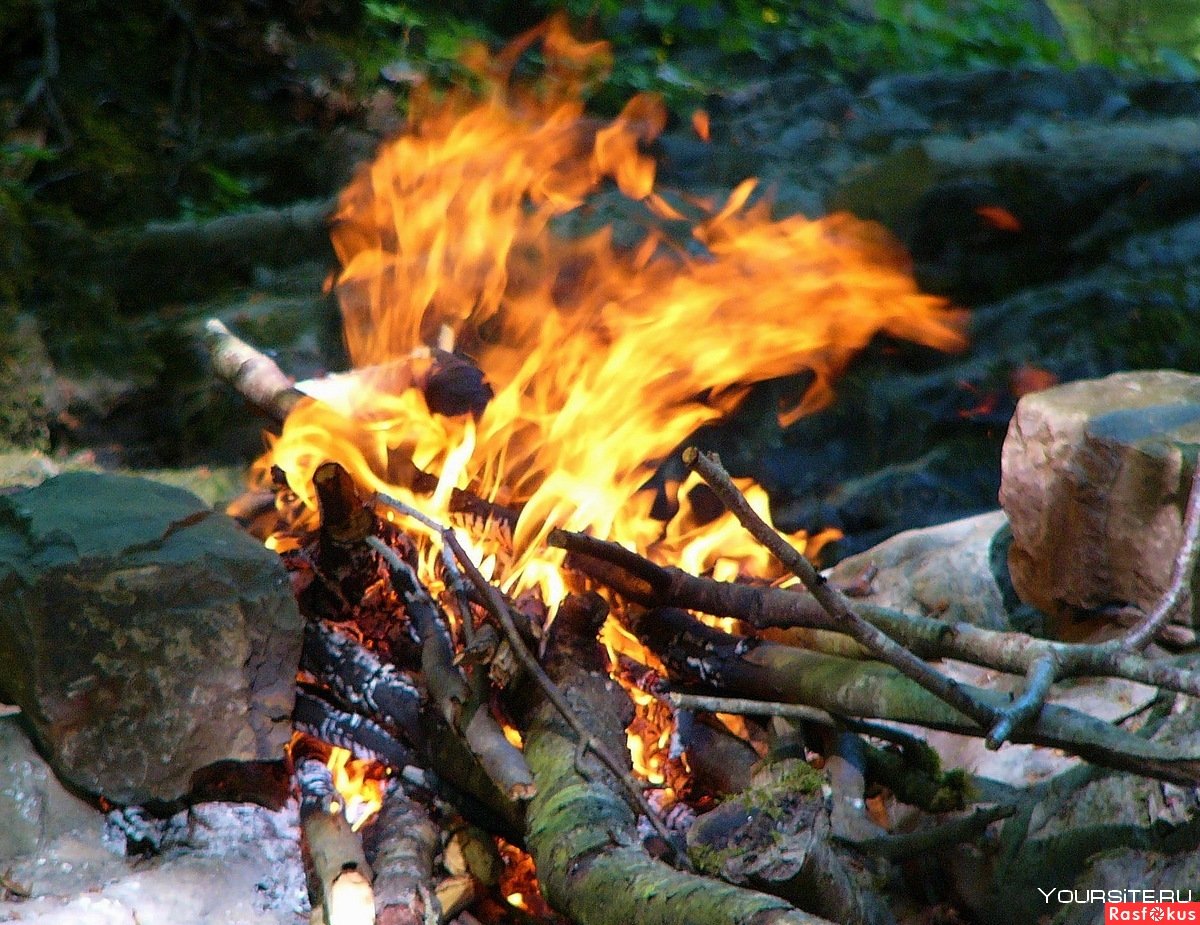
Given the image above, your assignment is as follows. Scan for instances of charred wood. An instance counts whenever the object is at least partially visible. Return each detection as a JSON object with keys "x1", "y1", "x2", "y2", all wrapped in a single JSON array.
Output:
[
  {"x1": 367, "y1": 535, "x2": 535, "y2": 802},
  {"x1": 302, "y1": 621, "x2": 423, "y2": 747},
  {"x1": 294, "y1": 686, "x2": 417, "y2": 771},
  {"x1": 297, "y1": 756, "x2": 376, "y2": 925}
]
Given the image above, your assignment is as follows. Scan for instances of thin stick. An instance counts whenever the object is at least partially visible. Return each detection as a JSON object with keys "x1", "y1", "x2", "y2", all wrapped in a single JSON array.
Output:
[
  {"x1": 684, "y1": 447, "x2": 999, "y2": 733},
  {"x1": 438, "y1": 528, "x2": 686, "y2": 865},
  {"x1": 985, "y1": 652, "x2": 1059, "y2": 749},
  {"x1": 1120, "y1": 465, "x2": 1200, "y2": 651},
  {"x1": 668, "y1": 692, "x2": 838, "y2": 726}
]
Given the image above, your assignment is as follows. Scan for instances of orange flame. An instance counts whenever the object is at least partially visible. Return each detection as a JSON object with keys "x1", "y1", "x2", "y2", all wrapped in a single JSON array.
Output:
[{"x1": 264, "y1": 16, "x2": 965, "y2": 606}]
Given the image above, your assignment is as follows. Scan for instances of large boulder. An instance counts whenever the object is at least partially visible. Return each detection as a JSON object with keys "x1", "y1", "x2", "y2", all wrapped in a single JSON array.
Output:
[
  {"x1": 0, "y1": 472, "x2": 302, "y2": 804},
  {"x1": 999, "y1": 370, "x2": 1200, "y2": 636}
]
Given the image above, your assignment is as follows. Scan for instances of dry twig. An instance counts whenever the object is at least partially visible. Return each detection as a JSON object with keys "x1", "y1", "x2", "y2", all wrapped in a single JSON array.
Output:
[{"x1": 683, "y1": 447, "x2": 999, "y2": 734}]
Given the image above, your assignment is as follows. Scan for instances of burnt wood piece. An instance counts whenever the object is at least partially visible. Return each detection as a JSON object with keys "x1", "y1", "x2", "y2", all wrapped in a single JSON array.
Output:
[
  {"x1": 519, "y1": 592, "x2": 838, "y2": 925},
  {"x1": 296, "y1": 756, "x2": 375, "y2": 925},
  {"x1": 302, "y1": 620, "x2": 422, "y2": 746},
  {"x1": 294, "y1": 686, "x2": 417, "y2": 771}
]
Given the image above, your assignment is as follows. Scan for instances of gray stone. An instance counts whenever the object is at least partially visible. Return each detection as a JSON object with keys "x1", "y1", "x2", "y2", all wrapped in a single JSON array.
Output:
[
  {"x1": 827, "y1": 510, "x2": 1011, "y2": 630},
  {"x1": 0, "y1": 472, "x2": 302, "y2": 804},
  {"x1": 999, "y1": 370, "x2": 1200, "y2": 634}
]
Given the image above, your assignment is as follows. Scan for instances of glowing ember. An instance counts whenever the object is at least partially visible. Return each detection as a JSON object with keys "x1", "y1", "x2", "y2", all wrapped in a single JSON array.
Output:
[{"x1": 262, "y1": 15, "x2": 964, "y2": 611}]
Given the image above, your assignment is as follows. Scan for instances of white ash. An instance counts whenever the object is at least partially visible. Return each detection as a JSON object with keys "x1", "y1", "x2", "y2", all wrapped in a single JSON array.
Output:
[{"x1": 1, "y1": 800, "x2": 310, "y2": 925}]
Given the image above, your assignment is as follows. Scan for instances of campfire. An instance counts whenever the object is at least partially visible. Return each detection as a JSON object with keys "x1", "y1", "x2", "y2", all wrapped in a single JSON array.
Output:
[{"x1": 192, "y1": 16, "x2": 1200, "y2": 925}]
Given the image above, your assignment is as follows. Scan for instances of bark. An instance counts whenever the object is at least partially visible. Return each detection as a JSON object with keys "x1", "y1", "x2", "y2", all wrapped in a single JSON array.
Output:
[
  {"x1": 297, "y1": 757, "x2": 376, "y2": 925},
  {"x1": 632, "y1": 608, "x2": 1200, "y2": 786},
  {"x1": 520, "y1": 597, "x2": 838, "y2": 925},
  {"x1": 364, "y1": 780, "x2": 441, "y2": 925}
]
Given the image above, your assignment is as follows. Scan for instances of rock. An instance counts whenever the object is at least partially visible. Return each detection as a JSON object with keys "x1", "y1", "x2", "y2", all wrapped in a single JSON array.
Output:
[
  {"x1": 999, "y1": 370, "x2": 1200, "y2": 635},
  {"x1": 0, "y1": 472, "x2": 302, "y2": 804},
  {"x1": 825, "y1": 510, "x2": 1011, "y2": 630},
  {"x1": 0, "y1": 717, "x2": 106, "y2": 869}
]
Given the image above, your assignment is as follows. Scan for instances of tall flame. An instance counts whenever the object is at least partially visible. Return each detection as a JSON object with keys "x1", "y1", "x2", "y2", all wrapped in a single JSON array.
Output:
[{"x1": 265, "y1": 16, "x2": 964, "y2": 600}]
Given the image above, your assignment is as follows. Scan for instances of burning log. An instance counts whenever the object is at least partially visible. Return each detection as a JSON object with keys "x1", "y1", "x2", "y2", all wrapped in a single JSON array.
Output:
[
  {"x1": 297, "y1": 755, "x2": 376, "y2": 925},
  {"x1": 631, "y1": 607, "x2": 1200, "y2": 785},
  {"x1": 518, "y1": 591, "x2": 839, "y2": 925},
  {"x1": 363, "y1": 779, "x2": 441, "y2": 925},
  {"x1": 294, "y1": 687, "x2": 417, "y2": 771},
  {"x1": 367, "y1": 535, "x2": 536, "y2": 802},
  {"x1": 302, "y1": 621, "x2": 423, "y2": 748}
]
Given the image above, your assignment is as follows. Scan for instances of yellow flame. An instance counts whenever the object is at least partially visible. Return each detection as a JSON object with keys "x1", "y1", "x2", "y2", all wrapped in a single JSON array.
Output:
[
  {"x1": 264, "y1": 16, "x2": 963, "y2": 607},
  {"x1": 326, "y1": 747, "x2": 385, "y2": 832}
]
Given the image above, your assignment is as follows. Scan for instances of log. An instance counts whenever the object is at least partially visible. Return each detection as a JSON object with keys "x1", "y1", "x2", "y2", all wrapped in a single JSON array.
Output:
[
  {"x1": 520, "y1": 595, "x2": 839, "y2": 925},
  {"x1": 302, "y1": 621, "x2": 423, "y2": 747},
  {"x1": 297, "y1": 756, "x2": 376, "y2": 925},
  {"x1": 686, "y1": 758, "x2": 893, "y2": 925},
  {"x1": 364, "y1": 779, "x2": 441, "y2": 925}
]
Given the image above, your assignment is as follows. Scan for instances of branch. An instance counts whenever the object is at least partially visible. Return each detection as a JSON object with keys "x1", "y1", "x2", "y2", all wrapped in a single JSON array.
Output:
[
  {"x1": 366, "y1": 535, "x2": 536, "y2": 802},
  {"x1": 633, "y1": 607, "x2": 1200, "y2": 785},
  {"x1": 296, "y1": 756, "x2": 375, "y2": 925},
  {"x1": 1119, "y1": 465, "x2": 1200, "y2": 651},
  {"x1": 683, "y1": 447, "x2": 999, "y2": 732},
  {"x1": 836, "y1": 805, "x2": 1015, "y2": 860},
  {"x1": 551, "y1": 530, "x2": 1200, "y2": 699},
  {"x1": 204, "y1": 319, "x2": 306, "y2": 421},
  {"x1": 435, "y1": 527, "x2": 684, "y2": 862}
]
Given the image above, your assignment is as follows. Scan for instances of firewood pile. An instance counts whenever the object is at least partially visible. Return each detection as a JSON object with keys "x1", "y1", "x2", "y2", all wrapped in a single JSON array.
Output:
[{"x1": 208, "y1": 316, "x2": 1200, "y2": 925}]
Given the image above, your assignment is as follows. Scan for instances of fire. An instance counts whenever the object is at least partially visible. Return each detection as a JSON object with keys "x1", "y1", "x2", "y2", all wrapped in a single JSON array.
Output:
[
  {"x1": 326, "y1": 747, "x2": 386, "y2": 832},
  {"x1": 263, "y1": 15, "x2": 963, "y2": 611}
]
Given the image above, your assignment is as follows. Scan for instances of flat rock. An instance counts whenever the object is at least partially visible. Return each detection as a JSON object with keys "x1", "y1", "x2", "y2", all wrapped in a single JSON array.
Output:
[
  {"x1": 0, "y1": 472, "x2": 302, "y2": 804},
  {"x1": 999, "y1": 370, "x2": 1200, "y2": 634}
]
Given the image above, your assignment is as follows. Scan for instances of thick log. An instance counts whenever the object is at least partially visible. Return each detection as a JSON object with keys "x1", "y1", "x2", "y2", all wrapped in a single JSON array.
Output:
[
  {"x1": 631, "y1": 608, "x2": 1200, "y2": 785},
  {"x1": 687, "y1": 758, "x2": 893, "y2": 925},
  {"x1": 521, "y1": 595, "x2": 838, "y2": 925},
  {"x1": 364, "y1": 779, "x2": 441, "y2": 925},
  {"x1": 297, "y1": 756, "x2": 376, "y2": 925}
]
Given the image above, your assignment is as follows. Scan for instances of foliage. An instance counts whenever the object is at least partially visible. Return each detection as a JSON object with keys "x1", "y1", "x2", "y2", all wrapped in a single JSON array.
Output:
[
  {"x1": 1048, "y1": 0, "x2": 1200, "y2": 75},
  {"x1": 534, "y1": 0, "x2": 1068, "y2": 106}
]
